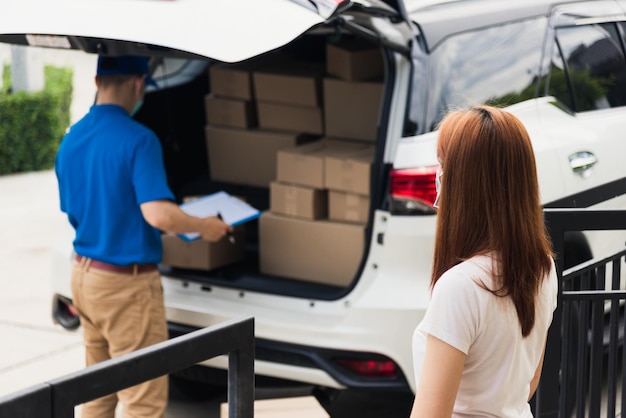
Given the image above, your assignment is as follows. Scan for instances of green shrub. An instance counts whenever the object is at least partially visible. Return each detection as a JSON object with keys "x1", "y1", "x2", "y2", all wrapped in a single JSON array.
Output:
[{"x1": 0, "y1": 65, "x2": 73, "y2": 174}]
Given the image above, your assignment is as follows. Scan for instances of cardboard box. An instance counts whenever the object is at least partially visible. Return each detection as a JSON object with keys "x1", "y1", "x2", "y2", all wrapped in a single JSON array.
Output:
[
  {"x1": 205, "y1": 126, "x2": 313, "y2": 188},
  {"x1": 205, "y1": 95, "x2": 257, "y2": 129},
  {"x1": 276, "y1": 139, "x2": 372, "y2": 189},
  {"x1": 324, "y1": 78, "x2": 383, "y2": 142},
  {"x1": 328, "y1": 191, "x2": 369, "y2": 224},
  {"x1": 327, "y1": 40, "x2": 384, "y2": 81},
  {"x1": 324, "y1": 146, "x2": 375, "y2": 195},
  {"x1": 209, "y1": 64, "x2": 254, "y2": 100},
  {"x1": 270, "y1": 181, "x2": 327, "y2": 220},
  {"x1": 253, "y1": 65, "x2": 323, "y2": 106},
  {"x1": 259, "y1": 212, "x2": 364, "y2": 286},
  {"x1": 221, "y1": 396, "x2": 329, "y2": 418},
  {"x1": 257, "y1": 102, "x2": 323, "y2": 135},
  {"x1": 161, "y1": 231, "x2": 245, "y2": 271}
]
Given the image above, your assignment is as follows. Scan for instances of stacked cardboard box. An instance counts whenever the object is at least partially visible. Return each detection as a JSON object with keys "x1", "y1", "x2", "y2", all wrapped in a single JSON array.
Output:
[
  {"x1": 259, "y1": 139, "x2": 374, "y2": 287},
  {"x1": 323, "y1": 39, "x2": 384, "y2": 143},
  {"x1": 206, "y1": 64, "x2": 257, "y2": 128},
  {"x1": 201, "y1": 40, "x2": 384, "y2": 284},
  {"x1": 325, "y1": 146, "x2": 374, "y2": 224},
  {"x1": 205, "y1": 60, "x2": 324, "y2": 188},
  {"x1": 253, "y1": 60, "x2": 325, "y2": 136}
]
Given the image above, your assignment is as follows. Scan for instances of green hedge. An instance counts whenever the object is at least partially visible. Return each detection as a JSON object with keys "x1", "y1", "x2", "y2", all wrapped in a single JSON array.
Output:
[{"x1": 0, "y1": 65, "x2": 73, "y2": 175}]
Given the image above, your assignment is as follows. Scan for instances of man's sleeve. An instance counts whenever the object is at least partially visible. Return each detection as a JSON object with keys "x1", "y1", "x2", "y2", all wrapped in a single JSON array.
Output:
[{"x1": 132, "y1": 133, "x2": 175, "y2": 204}]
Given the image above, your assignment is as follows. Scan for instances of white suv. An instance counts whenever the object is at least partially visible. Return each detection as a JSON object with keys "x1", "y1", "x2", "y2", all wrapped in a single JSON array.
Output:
[{"x1": 4, "y1": 0, "x2": 626, "y2": 415}]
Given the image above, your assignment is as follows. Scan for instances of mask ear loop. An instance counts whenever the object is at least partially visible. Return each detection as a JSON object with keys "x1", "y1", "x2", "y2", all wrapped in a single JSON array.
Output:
[{"x1": 434, "y1": 166, "x2": 443, "y2": 209}]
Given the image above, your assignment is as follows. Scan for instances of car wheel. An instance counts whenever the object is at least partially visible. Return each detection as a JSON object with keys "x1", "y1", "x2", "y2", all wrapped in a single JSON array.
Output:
[
  {"x1": 312, "y1": 387, "x2": 413, "y2": 418},
  {"x1": 169, "y1": 367, "x2": 227, "y2": 401}
]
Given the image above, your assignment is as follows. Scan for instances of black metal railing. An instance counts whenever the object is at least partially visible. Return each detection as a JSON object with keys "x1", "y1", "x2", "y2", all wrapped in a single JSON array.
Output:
[
  {"x1": 535, "y1": 203, "x2": 626, "y2": 417},
  {"x1": 0, "y1": 316, "x2": 255, "y2": 418},
  {"x1": 560, "y1": 249, "x2": 626, "y2": 417}
]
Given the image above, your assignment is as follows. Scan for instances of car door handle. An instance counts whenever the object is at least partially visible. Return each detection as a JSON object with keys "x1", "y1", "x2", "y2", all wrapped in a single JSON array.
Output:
[{"x1": 569, "y1": 151, "x2": 597, "y2": 178}]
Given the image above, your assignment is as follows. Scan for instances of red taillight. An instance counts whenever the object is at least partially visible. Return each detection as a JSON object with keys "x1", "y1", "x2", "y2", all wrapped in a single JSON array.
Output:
[
  {"x1": 335, "y1": 358, "x2": 399, "y2": 378},
  {"x1": 389, "y1": 166, "x2": 438, "y2": 207}
]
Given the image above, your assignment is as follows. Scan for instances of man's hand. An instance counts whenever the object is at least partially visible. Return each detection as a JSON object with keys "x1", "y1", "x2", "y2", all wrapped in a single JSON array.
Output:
[
  {"x1": 141, "y1": 200, "x2": 233, "y2": 242},
  {"x1": 199, "y1": 216, "x2": 233, "y2": 242}
]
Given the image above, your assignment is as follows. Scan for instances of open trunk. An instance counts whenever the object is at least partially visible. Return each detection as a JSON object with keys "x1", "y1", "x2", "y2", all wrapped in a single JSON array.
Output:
[
  {"x1": 141, "y1": 28, "x2": 388, "y2": 301},
  {"x1": 0, "y1": 0, "x2": 403, "y2": 301}
]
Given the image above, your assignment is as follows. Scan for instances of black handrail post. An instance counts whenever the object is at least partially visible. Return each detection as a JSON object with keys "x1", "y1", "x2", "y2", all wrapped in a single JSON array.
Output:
[
  {"x1": 228, "y1": 318, "x2": 255, "y2": 418},
  {"x1": 0, "y1": 317, "x2": 257, "y2": 417},
  {"x1": 534, "y1": 212, "x2": 564, "y2": 418},
  {"x1": 0, "y1": 383, "x2": 52, "y2": 417},
  {"x1": 52, "y1": 381, "x2": 77, "y2": 418}
]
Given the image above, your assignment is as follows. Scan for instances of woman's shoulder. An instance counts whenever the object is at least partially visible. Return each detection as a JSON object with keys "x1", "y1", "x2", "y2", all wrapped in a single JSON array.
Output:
[{"x1": 436, "y1": 255, "x2": 493, "y2": 292}]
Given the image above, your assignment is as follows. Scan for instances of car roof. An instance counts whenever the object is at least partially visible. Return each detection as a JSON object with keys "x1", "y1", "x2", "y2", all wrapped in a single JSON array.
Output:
[{"x1": 405, "y1": 0, "x2": 610, "y2": 50}]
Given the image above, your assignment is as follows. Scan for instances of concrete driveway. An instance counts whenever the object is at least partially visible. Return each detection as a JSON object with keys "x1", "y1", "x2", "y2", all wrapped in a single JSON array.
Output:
[
  {"x1": 0, "y1": 46, "x2": 97, "y2": 400},
  {"x1": 0, "y1": 170, "x2": 85, "y2": 401}
]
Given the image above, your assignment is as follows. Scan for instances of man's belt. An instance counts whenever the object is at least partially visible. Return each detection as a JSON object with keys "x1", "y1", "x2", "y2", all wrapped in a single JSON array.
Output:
[{"x1": 75, "y1": 255, "x2": 158, "y2": 274}]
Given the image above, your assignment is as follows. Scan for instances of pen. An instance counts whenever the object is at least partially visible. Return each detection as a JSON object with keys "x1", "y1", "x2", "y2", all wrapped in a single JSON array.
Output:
[{"x1": 217, "y1": 212, "x2": 236, "y2": 244}]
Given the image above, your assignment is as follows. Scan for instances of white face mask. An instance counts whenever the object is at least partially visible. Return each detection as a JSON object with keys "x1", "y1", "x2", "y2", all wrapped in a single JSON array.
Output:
[{"x1": 434, "y1": 165, "x2": 443, "y2": 208}]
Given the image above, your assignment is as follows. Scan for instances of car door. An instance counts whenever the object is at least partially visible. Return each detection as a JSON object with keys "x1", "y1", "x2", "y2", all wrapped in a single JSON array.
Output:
[
  {"x1": 539, "y1": 1, "x2": 626, "y2": 258},
  {"x1": 541, "y1": 1, "x2": 626, "y2": 206}
]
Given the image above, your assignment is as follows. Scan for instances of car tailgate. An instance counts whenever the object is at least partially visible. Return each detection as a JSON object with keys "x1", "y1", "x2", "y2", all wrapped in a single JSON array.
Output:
[{"x1": 0, "y1": 0, "x2": 327, "y2": 63}]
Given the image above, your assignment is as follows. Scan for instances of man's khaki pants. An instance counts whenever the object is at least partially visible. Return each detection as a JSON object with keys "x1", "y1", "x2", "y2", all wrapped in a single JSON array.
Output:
[{"x1": 71, "y1": 258, "x2": 168, "y2": 418}]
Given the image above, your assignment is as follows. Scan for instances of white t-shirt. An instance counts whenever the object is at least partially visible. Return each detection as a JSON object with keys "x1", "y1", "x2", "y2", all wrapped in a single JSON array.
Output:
[{"x1": 412, "y1": 254, "x2": 557, "y2": 417}]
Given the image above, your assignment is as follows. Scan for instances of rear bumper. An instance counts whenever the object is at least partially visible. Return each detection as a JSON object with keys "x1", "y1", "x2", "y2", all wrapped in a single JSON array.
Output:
[{"x1": 168, "y1": 322, "x2": 411, "y2": 392}]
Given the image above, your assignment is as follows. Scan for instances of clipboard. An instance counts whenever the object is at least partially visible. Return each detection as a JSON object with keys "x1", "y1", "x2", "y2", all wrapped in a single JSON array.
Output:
[{"x1": 178, "y1": 191, "x2": 261, "y2": 241}]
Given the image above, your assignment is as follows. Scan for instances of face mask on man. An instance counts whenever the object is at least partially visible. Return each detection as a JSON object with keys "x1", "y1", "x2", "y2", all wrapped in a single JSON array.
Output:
[
  {"x1": 130, "y1": 100, "x2": 143, "y2": 117},
  {"x1": 433, "y1": 165, "x2": 443, "y2": 209},
  {"x1": 130, "y1": 76, "x2": 146, "y2": 117}
]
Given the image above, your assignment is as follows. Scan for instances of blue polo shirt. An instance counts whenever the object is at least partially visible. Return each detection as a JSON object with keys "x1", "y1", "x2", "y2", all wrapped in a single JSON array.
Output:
[{"x1": 55, "y1": 104, "x2": 175, "y2": 265}]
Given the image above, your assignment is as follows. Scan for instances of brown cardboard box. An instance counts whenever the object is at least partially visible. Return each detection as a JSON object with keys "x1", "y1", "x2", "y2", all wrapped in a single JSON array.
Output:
[
  {"x1": 259, "y1": 212, "x2": 364, "y2": 287},
  {"x1": 270, "y1": 181, "x2": 327, "y2": 220},
  {"x1": 221, "y1": 396, "x2": 329, "y2": 418},
  {"x1": 205, "y1": 95, "x2": 257, "y2": 129},
  {"x1": 276, "y1": 139, "x2": 372, "y2": 189},
  {"x1": 209, "y1": 64, "x2": 254, "y2": 100},
  {"x1": 161, "y1": 231, "x2": 245, "y2": 270},
  {"x1": 328, "y1": 191, "x2": 369, "y2": 224},
  {"x1": 205, "y1": 126, "x2": 314, "y2": 188},
  {"x1": 253, "y1": 65, "x2": 323, "y2": 106},
  {"x1": 323, "y1": 78, "x2": 383, "y2": 142},
  {"x1": 326, "y1": 40, "x2": 384, "y2": 81},
  {"x1": 257, "y1": 102, "x2": 323, "y2": 135},
  {"x1": 324, "y1": 146, "x2": 375, "y2": 195}
]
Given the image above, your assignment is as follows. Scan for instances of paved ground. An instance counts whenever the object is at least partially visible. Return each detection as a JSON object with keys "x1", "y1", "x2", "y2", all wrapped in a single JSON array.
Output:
[
  {"x1": 0, "y1": 170, "x2": 84, "y2": 402},
  {"x1": 0, "y1": 46, "x2": 100, "y2": 401}
]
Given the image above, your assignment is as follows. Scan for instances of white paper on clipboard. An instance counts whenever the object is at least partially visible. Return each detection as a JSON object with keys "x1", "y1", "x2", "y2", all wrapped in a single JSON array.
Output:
[{"x1": 178, "y1": 191, "x2": 261, "y2": 241}]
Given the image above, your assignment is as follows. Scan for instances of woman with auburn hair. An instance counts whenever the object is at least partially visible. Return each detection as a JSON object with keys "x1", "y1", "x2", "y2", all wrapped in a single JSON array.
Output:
[{"x1": 410, "y1": 105, "x2": 558, "y2": 418}]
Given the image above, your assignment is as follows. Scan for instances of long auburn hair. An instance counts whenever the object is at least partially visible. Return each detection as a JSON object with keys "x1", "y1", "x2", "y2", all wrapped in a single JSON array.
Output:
[{"x1": 431, "y1": 105, "x2": 553, "y2": 337}]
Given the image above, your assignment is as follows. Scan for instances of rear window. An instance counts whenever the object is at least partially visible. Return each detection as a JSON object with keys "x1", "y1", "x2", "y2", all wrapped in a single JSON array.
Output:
[
  {"x1": 151, "y1": 58, "x2": 208, "y2": 89},
  {"x1": 422, "y1": 17, "x2": 547, "y2": 131}
]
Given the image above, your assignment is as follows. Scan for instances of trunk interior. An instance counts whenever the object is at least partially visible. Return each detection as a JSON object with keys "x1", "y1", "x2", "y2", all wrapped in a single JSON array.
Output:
[{"x1": 136, "y1": 31, "x2": 386, "y2": 301}]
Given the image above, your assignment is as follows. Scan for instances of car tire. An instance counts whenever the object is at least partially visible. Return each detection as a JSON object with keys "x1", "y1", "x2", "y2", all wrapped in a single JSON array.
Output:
[
  {"x1": 169, "y1": 368, "x2": 227, "y2": 402},
  {"x1": 312, "y1": 387, "x2": 414, "y2": 418}
]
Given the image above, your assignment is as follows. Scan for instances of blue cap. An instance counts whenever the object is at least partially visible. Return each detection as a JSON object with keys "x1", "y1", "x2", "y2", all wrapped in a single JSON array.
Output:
[{"x1": 96, "y1": 55, "x2": 158, "y2": 87}]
